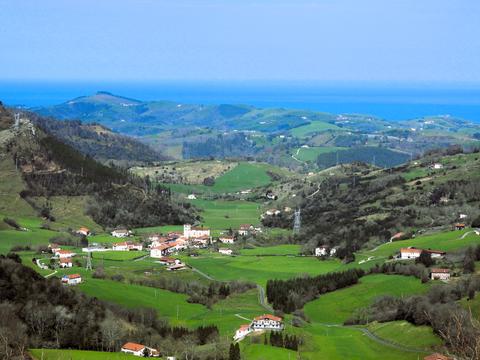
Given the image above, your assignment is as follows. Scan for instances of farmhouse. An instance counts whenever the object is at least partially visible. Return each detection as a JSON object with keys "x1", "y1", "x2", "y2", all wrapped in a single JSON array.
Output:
[
  {"x1": 265, "y1": 209, "x2": 281, "y2": 216},
  {"x1": 150, "y1": 243, "x2": 175, "y2": 258},
  {"x1": 183, "y1": 224, "x2": 210, "y2": 239},
  {"x1": 61, "y1": 274, "x2": 82, "y2": 285},
  {"x1": 400, "y1": 248, "x2": 446, "y2": 260},
  {"x1": 431, "y1": 163, "x2": 444, "y2": 170},
  {"x1": 219, "y1": 248, "x2": 233, "y2": 255},
  {"x1": 238, "y1": 224, "x2": 254, "y2": 236},
  {"x1": 157, "y1": 257, "x2": 180, "y2": 265},
  {"x1": 234, "y1": 324, "x2": 252, "y2": 341},
  {"x1": 76, "y1": 227, "x2": 91, "y2": 236},
  {"x1": 251, "y1": 314, "x2": 284, "y2": 331},
  {"x1": 55, "y1": 249, "x2": 75, "y2": 258},
  {"x1": 49, "y1": 243, "x2": 61, "y2": 253},
  {"x1": 219, "y1": 236, "x2": 235, "y2": 244},
  {"x1": 111, "y1": 229, "x2": 132, "y2": 238},
  {"x1": 430, "y1": 268, "x2": 451, "y2": 281},
  {"x1": 455, "y1": 223, "x2": 466, "y2": 230},
  {"x1": 121, "y1": 342, "x2": 159, "y2": 357},
  {"x1": 167, "y1": 263, "x2": 187, "y2": 271},
  {"x1": 315, "y1": 246, "x2": 337, "y2": 257},
  {"x1": 59, "y1": 258, "x2": 73, "y2": 268},
  {"x1": 112, "y1": 241, "x2": 143, "y2": 251},
  {"x1": 186, "y1": 194, "x2": 197, "y2": 200}
]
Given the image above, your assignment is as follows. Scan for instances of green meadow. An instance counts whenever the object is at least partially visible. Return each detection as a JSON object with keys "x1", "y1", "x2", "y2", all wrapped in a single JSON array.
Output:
[
  {"x1": 240, "y1": 244, "x2": 301, "y2": 256},
  {"x1": 190, "y1": 198, "x2": 261, "y2": 230},
  {"x1": 365, "y1": 229, "x2": 480, "y2": 260},
  {"x1": 180, "y1": 251, "x2": 343, "y2": 287},
  {"x1": 30, "y1": 349, "x2": 137, "y2": 360},
  {"x1": 290, "y1": 121, "x2": 341, "y2": 138},
  {"x1": 367, "y1": 321, "x2": 442, "y2": 350},
  {"x1": 304, "y1": 274, "x2": 429, "y2": 324}
]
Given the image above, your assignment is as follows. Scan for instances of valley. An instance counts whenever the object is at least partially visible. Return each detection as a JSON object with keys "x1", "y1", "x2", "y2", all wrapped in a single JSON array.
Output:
[{"x1": 1, "y1": 102, "x2": 480, "y2": 360}]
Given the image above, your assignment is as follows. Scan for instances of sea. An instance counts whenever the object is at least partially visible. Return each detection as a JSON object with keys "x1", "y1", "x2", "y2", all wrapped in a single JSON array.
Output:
[{"x1": 1, "y1": 80, "x2": 480, "y2": 122}]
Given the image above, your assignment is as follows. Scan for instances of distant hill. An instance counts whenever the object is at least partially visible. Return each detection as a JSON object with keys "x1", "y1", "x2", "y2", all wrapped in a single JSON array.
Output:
[
  {"x1": 25, "y1": 111, "x2": 165, "y2": 165},
  {"x1": 31, "y1": 92, "x2": 480, "y2": 170}
]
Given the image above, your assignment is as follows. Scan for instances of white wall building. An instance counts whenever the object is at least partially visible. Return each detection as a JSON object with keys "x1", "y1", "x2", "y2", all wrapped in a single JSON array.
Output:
[
  {"x1": 430, "y1": 268, "x2": 451, "y2": 281},
  {"x1": 219, "y1": 248, "x2": 233, "y2": 255},
  {"x1": 234, "y1": 324, "x2": 252, "y2": 341},
  {"x1": 111, "y1": 229, "x2": 132, "y2": 238},
  {"x1": 251, "y1": 314, "x2": 284, "y2": 331},
  {"x1": 219, "y1": 236, "x2": 235, "y2": 244},
  {"x1": 183, "y1": 224, "x2": 210, "y2": 239},
  {"x1": 121, "y1": 342, "x2": 159, "y2": 357},
  {"x1": 61, "y1": 274, "x2": 82, "y2": 285}
]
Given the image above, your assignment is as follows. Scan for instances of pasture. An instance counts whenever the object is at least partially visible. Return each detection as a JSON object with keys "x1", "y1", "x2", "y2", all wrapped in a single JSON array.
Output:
[
  {"x1": 180, "y1": 251, "x2": 343, "y2": 287},
  {"x1": 365, "y1": 229, "x2": 480, "y2": 260},
  {"x1": 30, "y1": 349, "x2": 136, "y2": 360},
  {"x1": 303, "y1": 274, "x2": 429, "y2": 324},
  {"x1": 367, "y1": 321, "x2": 442, "y2": 350},
  {"x1": 290, "y1": 121, "x2": 341, "y2": 138},
  {"x1": 190, "y1": 199, "x2": 261, "y2": 230},
  {"x1": 240, "y1": 244, "x2": 301, "y2": 256}
]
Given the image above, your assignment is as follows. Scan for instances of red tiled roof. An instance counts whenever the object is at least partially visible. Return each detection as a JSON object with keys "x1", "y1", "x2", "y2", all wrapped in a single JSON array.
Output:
[
  {"x1": 113, "y1": 242, "x2": 128, "y2": 246},
  {"x1": 238, "y1": 324, "x2": 250, "y2": 331},
  {"x1": 431, "y1": 268, "x2": 450, "y2": 274},
  {"x1": 153, "y1": 243, "x2": 174, "y2": 250},
  {"x1": 424, "y1": 249, "x2": 446, "y2": 255},
  {"x1": 400, "y1": 248, "x2": 422, "y2": 254},
  {"x1": 57, "y1": 250, "x2": 73, "y2": 254},
  {"x1": 159, "y1": 257, "x2": 176, "y2": 263},
  {"x1": 60, "y1": 258, "x2": 72, "y2": 263},
  {"x1": 67, "y1": 274, "x2": 81, "y2": 279},
  {"x1": 78, "y1": 227, "x2": 90, "y2": 232},
  {"x1": 122, "y1": 342, "x2": 145, "y2": 352},
  {"x1": 254, "y1": 314, "x2": 282, "y2": 322}
]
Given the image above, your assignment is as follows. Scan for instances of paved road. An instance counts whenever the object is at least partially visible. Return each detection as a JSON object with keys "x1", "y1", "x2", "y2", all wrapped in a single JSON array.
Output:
[
  {"x1": 45, "y1": 270, "x2": 57, "y2": 278},
  {"x1": 235, "y1": 314, "x2": 252, "y2": 322},
  {"x1": 257, "y1": 285, "x2": 274, "y2": 312},
  {"x1": 189, "y1": 265, "x2": 216, "y2": 281}
]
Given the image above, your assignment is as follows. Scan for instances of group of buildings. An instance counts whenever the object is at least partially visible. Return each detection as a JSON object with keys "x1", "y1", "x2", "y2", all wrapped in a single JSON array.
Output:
[
  {"x1": 234, "y1": 314, "x2": 284, "y2": 342},
  {"x1": 400, "y1": 247, "x2": 451, "y2": 280}
]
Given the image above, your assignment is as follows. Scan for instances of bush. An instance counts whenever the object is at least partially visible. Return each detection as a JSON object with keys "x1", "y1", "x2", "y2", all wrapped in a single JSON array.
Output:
[{"x1": 3, "y1": 217, "x2": 20, "y2": 230}]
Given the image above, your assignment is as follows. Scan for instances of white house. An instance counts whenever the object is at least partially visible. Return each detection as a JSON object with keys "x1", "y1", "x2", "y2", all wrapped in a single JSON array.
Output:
[
  {"x1": 150, "y1": 244, "x2": 175, "y2": 258},
  {"x1": 219, "y1": 236, "x2": 235, "y2": 244},
  {"x1": 157, "y1": 257, "x2": 180, "y2": 266},
  {"x1": 167, "y1": 263, "x2": 187, "y2": 271},
  {"x1": 238, "y1": 224, "x2": 254, "y2": 236},
  {"x1": 251, "y1": 314, "x2": 284, "y2": 331},
  {"x1": 400, "y1": 247, "x2": 423, "y2": 259},
  {"x1": 430, "y1": 268, "x2": 451, "y2": 281},
  {"x1": 112, "y1": 241, "x2": 143, "y2": 251},
  {"x1": 61, "y1": 274, "x2": 82, "y2": 285},
  {"x1": 219, "y1": 248, "x2": 233, "y2": 255},
  {"x1": 76, "y1": 227, "x2": 91, "y2": 236},
  {"x1": 121, "y1": 342, "x2": 159, "y2": 357},
  {"x1": 59, "y1": 258, "x2": 73, "y2": 268},
  {"x1": 234, "y1": 324, "x2": 252, "y2": 341},
  {"x1": 187, "y1": 194, "x2": 197, "y2": 200},
  {"x1": 432, "y1": 163, "x2": 444, "y2": 170},
  {"x1": 315, "y1": 246, "x2": 329, "y2": 257},
  {"x1": 265, "y1": 209, "x2": 281, "y2": 216},
  {"x1": 49, "y1": 243, "x2": 61, "y2": 253},
  {"x1": 55, "y1": 249, "x2": 75, "y2": 258},
  {"x1": 183, "y1": 224, "x2": 210, "y2": 239},
  {"x1": 111, "y1": 229, "x2": 132, "y2": 238},
  {"x1": 400, "y1": 248, "x2": 446, "y2": 260}
]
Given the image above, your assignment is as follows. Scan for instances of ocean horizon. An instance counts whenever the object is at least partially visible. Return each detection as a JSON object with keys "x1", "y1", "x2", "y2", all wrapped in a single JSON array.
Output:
[{"x1": 1, "y1": 80, "x2": 480, "y2": 122}]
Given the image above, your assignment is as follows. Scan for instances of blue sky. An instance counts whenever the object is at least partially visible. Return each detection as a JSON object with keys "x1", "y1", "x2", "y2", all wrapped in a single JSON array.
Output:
[{"x1": 1, "y1": 0, "x2": 479, "y2": 83}]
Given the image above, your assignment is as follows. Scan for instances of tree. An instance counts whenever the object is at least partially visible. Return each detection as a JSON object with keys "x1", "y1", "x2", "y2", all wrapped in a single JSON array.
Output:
[
  {"x1": 229, "y1": 343, "x2": 240, "y2": 360},
  {"x1": 472, "y1": 215, "x2": 480, "y2": 228},
  {"x1": 416, "y1": 252, "x2": 433, "y2": 267}
]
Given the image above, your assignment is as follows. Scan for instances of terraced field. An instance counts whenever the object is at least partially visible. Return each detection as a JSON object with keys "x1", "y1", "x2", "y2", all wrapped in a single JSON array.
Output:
[{"x1": 30, "y1": 349, "x2": 137, "y2": 360}]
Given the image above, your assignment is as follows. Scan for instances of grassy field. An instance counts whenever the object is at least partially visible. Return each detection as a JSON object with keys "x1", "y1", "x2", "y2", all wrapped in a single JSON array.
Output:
[
  {"x1": 301, "y1": 323, "x2": 426, "y2": 360},
  {"x1": 367, "y1": 321, "x2": 442, "y2": 350},
  {"x1": 180, "y1": 251, "x2": 343, "y2": 287},
  {"x1": 294, "y1": 146, "x2": 346, "y2": 162},
  {"x1": 304, "y1": 274, "x2": 429, "y2": 324},
  {"x1": 191, "y1": 199, "x2": 261, "y2": 230},
  {"x1": 460, "y1": 292, "x2": 480, "y2": 320},
  {"x1": 30, "y1": 349, "x2": 137, "y2": 360},
  {"x1": 290, "y1": 121, "x2": 341, "y2": 138},
  {"x1": 364, "y1": 229, "x2": 480, "y2": 260},
  {"x1": 240, "y1": 244, "x2": 301, "y2": 256},
  {"x1": 240, "y1": 344, "x2": 297, "y2": 360},
  {"x1": 90, "y1": 250, "x2": 148, "y2": 261}
]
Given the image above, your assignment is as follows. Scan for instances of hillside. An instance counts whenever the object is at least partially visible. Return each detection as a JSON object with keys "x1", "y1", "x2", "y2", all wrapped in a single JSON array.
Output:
[
  {"x1": 25, "y1": 111, "x2": 165, "y2": 165},
  {"x1": 0, "y1": 104, "x2": 194, "y2": 229},
  {"x1": 263, "y1": 149, "x2": 480, "y2": 258},
  {"x1": 32, "y1": 92, "x2": 480, "y2": 172}
]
